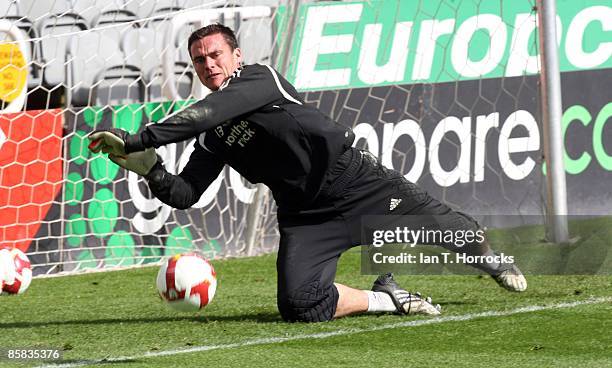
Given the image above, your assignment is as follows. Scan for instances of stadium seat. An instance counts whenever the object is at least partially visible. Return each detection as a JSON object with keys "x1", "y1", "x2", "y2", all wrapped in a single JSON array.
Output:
[
  {"x1": 19, "y1": 0, "x2": 71, "y2": 23},
  {"x1": 146, "y1": 61, "x2": 194, "y2": 102},
  {"x1": 0, "y1": 0, "x2": 19, "y2": 17},
  {"x1": 144, "y1": 7, "x2": 194, "y2": 64},
  {"x1": 65, "y1": 31, "x2": 131, "y2": 106},
  {"x1": 180, "y1": 0, "x2": 247, "y2": 11},
  {"x1": 123, "y1": 0, "x2": 181, "y2": 19},
  {"x1": 63, "y1": 0, "x2": 105, "y2": 28},
  {"x1": 91, "y1": 8, "x2": 139, "y2": 27},
  {"x1": 121, "y1": 27, "x2": 159, "y2": 82},
  {"x1": 234, "y1": 14, "x2": 274, "y2": 65},
  {"x1": 20, "y1": 0, "x2": 126, "y2": 28},
  {"x1": 144, "y1": 5, "x2": 184, "y2": 25},
  {"x1": 91, "y1": 64, "x2": 146, "y2": 106},
  {"x1": 121, "y1": 7, "x2": 196, "y2": 102},
  {"x1": 92, "y1": 8, "x2": 140, "y2": 59},
  {"x1": 37, "y1": 13, "x2": 89, "y2": 86}
]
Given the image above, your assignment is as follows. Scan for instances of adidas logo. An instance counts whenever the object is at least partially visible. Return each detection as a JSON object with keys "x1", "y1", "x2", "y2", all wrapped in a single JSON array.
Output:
[{"x1": 389, "y1": 198, "x2": 402, "y2": 211}]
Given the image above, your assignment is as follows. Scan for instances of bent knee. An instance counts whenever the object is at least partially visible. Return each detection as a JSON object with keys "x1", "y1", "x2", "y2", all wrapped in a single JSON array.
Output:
[{"x1": 278, "y1": 281, "x2": 338, "y2": 323}]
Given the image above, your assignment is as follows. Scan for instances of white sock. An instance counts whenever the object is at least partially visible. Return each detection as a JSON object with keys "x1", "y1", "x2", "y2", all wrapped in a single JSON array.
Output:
[{"x1": 365, "y1": 290, "x2": 397, "y2": 313}]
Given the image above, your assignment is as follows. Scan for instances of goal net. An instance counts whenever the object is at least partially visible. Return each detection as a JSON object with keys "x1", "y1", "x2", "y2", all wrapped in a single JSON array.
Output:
[
  {"x1": 0, "y1": 0, "x2": 286, "y2": 275},
  {"x1": 1, "y1": 0, "x2": 610, "y2": 276},
  {"x1": 284, "y1": 0, "x2": 611, "y2": 225}
]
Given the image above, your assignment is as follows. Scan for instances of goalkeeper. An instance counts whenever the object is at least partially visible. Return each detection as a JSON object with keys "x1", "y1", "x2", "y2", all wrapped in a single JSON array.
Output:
[{"x1": 88, "y1": 24, "x2": 526, "y2": 323}]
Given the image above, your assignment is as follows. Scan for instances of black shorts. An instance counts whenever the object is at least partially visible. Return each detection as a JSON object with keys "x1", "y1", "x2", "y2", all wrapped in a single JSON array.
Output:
[{"x1": 275, "y1": 147, "x2": 478, "y2": 321}]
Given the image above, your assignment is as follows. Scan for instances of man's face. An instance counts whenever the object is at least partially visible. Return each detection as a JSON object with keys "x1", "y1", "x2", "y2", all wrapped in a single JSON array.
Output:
[{"x1": 190, "y1": 33, "x2": 242, "y2": 91}]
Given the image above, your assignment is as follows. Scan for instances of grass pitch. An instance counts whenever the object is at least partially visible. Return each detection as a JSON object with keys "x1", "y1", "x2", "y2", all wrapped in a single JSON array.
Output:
[
  {"x1": 1, "y1": 247, "x2": 611, "y2": 368},
  {"x1": 2, "y1": 218, "x2": 612, "y2": 367}
]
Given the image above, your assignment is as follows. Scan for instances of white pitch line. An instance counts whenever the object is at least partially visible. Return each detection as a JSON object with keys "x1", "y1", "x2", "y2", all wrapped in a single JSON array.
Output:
[{"x1": 39, "y1": 297, "x2": 611, "y2": 368}]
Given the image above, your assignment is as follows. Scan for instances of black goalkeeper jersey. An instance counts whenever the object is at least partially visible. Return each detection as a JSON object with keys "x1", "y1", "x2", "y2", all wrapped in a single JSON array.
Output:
[{"x1": 125, "y1": 64, "x2": 354, "y2": 210}]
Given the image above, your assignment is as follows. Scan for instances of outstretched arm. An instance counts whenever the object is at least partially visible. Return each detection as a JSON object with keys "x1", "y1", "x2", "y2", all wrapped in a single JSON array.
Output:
[
  {"x1": 89, "y1": 65, "x2": 289, "y2": 156},
  {"x1": 144, "y1": 142, "x2": 224, "y2": 210}
]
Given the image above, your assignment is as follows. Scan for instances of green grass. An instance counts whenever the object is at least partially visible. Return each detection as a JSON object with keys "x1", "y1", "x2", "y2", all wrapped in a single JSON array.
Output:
[{"x1": 1, "y1": 248, "x2": 611, "y2": 368}]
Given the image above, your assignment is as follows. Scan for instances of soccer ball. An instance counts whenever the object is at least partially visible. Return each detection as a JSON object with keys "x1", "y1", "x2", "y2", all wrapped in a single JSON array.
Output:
[
  {"x1": 156, "y1": 252, "x2": 217, "y2": 312},
  {"x1": 0, "y1": 247, "x2": 32, "y2": 295}
]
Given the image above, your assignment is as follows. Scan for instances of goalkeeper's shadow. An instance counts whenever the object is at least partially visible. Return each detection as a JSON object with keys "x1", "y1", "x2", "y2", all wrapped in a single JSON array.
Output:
[{"x1": 0, "y1": 312, "x2": 283, "y2": 329}]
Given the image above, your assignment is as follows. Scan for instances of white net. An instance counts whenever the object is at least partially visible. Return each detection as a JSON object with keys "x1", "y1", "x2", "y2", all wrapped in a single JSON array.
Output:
[
  {"x1": 1, "y1": 0, "x2": 610, "y2": 276},
  {"x1": 288, "y1": 0, "x2": 611, "y2": 228},
  {"x1": 0, "y1": 0, "x2": 286, "y2": 275},
  {"x1": 288, "y1": 1, "x2": 546, "y2": 220}
]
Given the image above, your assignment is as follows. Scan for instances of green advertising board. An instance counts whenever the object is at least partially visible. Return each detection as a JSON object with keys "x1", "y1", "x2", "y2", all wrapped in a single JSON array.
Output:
[{"x1": 285, "y1": 0, "x2": 611, "y2": 91}]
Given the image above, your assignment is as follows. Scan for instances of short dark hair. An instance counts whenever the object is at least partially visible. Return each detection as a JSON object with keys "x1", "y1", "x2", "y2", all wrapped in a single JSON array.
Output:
[{"x1": 187, "y1": 23, "x2": 239, "y2": 57}]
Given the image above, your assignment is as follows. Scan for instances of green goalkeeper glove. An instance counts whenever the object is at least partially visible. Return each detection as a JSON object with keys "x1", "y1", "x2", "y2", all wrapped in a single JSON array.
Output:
[
  {"x1": 88, "y1": 128, "x2": 129, "y2": 156},
  {"x1": 108, "y1": 148, "x2": 158, "y2": 176}
]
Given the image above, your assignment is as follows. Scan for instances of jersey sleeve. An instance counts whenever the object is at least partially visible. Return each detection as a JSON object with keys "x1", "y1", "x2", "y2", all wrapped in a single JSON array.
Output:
[
  {"x1": 145, "y1": 142, "x2": 224, "y2": 209},
  {"x1": 125, "y1": 64, "x2": 296, "y2": 153}
]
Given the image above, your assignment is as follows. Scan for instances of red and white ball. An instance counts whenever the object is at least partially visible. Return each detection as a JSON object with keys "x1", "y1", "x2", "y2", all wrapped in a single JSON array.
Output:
[
  {"x1": 156, "y1": 252, "x2": 217, "y2": 312},
  {"x1": 0, "y1": 247, "x2": 32, "y2": 295}
]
